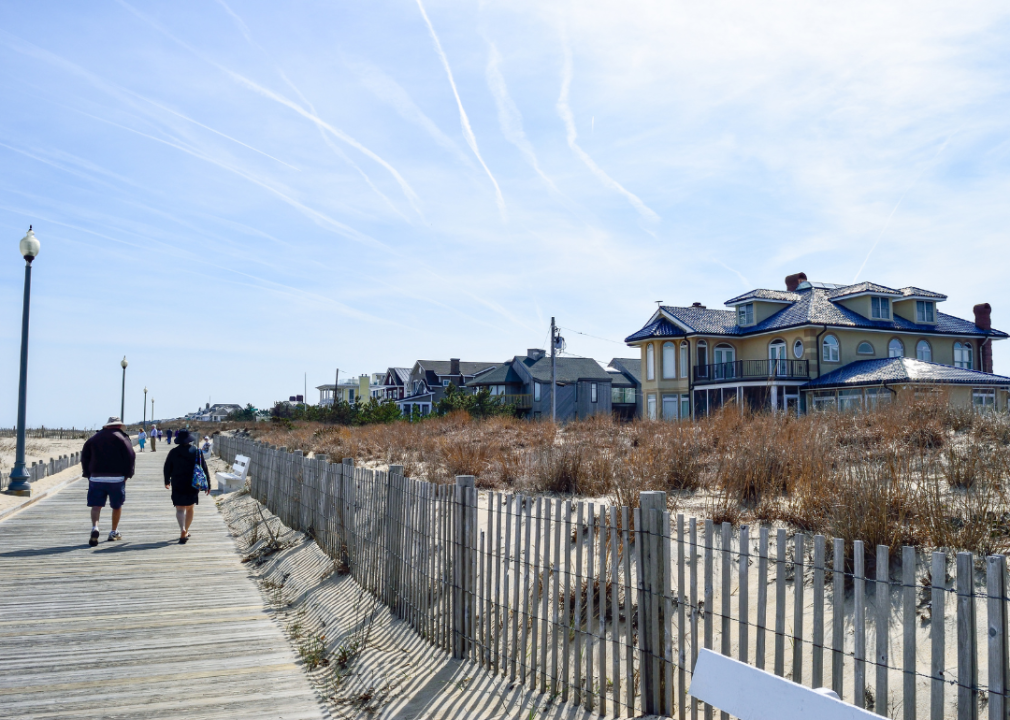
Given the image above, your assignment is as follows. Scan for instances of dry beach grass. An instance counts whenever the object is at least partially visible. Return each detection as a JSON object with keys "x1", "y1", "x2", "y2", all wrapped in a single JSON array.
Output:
[{"x1": 247, "y1": 394, "x2": 1010, "y2": 556}]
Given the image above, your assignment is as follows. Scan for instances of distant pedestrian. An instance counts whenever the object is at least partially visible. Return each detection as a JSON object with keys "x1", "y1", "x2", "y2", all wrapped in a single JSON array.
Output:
[
  {"x1": 163, "y1": 429, "x2": 210, "y2": 544},
  {"x1": 138, "y1": 429, "x2": 147, "y2": 452},
  {"x1": 81, "y1": 417, "x2": 136, "y2": 546},
  {"x1": 166, "y1": 428, "x2": 173, "y2": 445},
  {"x1": 202, "y1": 436, "x2": 211, "y2": 453},
  {"x1": 149, "y1": 424, "x2": 157, "y2": 452}
]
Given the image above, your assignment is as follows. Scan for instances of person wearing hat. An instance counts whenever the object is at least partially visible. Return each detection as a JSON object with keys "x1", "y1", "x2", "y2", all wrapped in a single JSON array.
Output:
[
  {"x1": 80, "y1": 416, "x2": 136, "y2": 546},
  {"x1": 162, "y1": 429, "x2": 210, "y2": 544}
]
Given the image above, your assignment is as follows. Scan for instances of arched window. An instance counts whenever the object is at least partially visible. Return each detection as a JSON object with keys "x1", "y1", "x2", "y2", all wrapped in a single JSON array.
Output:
[
  {"x1": 857, "y1": 341, "x2": 874, "y2": 355},
  {"x1": 793, "y1": 339, "x2": 804, "y2": 359},
  {"x1": 822, "y1": 335, "x2": 839, "y2": 363},
  {"x1": 662, "y1": 342, "x2": 676, "y2": 379},
  {"x1": 646, "y1": 344, "x2": 655, "y2": 381},
  {"x1": 679, "y1": 341, "x2": 689, "y2": 378},
  {"x1": 888, "y1": 338, "x2": 904, "y2": 358},
  {"x1": 916, "y1": 340, "x2": 932, "y2": 362},
  {"x1": 954, "y1": 342, "x2": 973, "y2": 369}
]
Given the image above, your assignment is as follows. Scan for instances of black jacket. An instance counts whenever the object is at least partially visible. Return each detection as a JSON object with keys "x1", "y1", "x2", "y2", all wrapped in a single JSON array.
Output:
[
  {"x1": 163, "y1": 443, "x2": 210, "y2": 488},
  {"x1": 81, "y1": 428, "x2": 136, "y2": 479}
]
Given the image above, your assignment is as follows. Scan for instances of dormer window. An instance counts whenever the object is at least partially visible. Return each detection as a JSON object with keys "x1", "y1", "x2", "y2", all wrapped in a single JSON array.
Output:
[
  {"x1": 871, "y1": 296, "x2": 891, "y2": 319},
  {"x1": 916, "y1": 300, "x2": 936, "y2": 323},
  {"x1": 737, "y1": 303, "x2": 754, "y2": 325}
]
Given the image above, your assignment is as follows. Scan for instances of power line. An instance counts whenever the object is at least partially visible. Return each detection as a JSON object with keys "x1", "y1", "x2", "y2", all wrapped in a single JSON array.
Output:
[{"x1": 558, "y1": 325, "x2": 627, "y2": 346}]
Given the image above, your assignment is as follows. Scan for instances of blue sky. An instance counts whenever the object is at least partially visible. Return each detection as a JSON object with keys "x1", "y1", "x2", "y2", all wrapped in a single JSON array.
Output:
[{"x1": 1, "y1": 1, "x2": 1009, "y2": 426}]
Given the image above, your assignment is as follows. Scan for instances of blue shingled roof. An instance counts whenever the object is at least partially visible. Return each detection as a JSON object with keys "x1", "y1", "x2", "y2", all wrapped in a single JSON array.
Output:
[
  {"x1": 724, "y1": 289, "x2": 801, "y2": 305},
  {"x1": 803, "y1": 358, "x2": 1010, "y2": 389},
  {"x1": 624, "y1": 316, "x2": 688, "y2": 342},
  {"x1": 624, "y1": 286, "x2": 1006, "y2": 342}
]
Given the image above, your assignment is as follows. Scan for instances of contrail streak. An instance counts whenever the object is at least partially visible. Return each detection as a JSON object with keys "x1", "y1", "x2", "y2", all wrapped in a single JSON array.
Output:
[
  {"x1": 485, "y1": 42, "x2": 557, "y2": 193},
  {"x1": 114, "y1": 0, "x2": 422, "y2": 214},
  {"x1": 852, "y1": 128, "x2": 961, "y2": 282},
  {"x1": 416, "y1": 0, "x2": 507, "y2": 220},
  {"x1": 557, "y1": 36, "x2": 659, "y2": 222}
]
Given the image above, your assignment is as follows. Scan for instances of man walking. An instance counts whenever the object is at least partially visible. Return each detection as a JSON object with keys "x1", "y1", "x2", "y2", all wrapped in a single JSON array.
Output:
[
  {"x1": 81, "y1": 417, "x2": 136, "y2": 546},
  {"x1": 149, "y1": 424, "x2": 157, "y2": 452}
]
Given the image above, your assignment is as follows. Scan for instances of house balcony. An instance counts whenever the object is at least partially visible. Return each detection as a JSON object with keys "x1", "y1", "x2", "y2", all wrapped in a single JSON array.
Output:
[
  {"x1": 504, "y1": 393, "x2": 532, "y2": 409},
  {"x1": 693, "y1": 359, "x2": 809, "y2": 385}
]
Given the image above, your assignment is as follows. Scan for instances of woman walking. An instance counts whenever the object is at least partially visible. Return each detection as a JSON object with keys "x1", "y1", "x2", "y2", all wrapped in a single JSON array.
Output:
[
  {"x1": 163, "y1": 429, "x2": 210, "y2": 544},
  {"x1": 138, "y1": 428, "x2": 147, "y2": 452}
]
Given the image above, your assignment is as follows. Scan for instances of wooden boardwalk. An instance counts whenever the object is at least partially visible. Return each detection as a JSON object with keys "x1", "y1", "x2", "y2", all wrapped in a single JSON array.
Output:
[{"x1": 0, "y1": 450, "x2": 326, "y2": 720}]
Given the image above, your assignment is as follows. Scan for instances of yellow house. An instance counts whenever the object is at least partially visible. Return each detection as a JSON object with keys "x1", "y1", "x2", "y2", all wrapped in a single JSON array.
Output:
[{"x1": 625, "y1": 273, "x2": 1010, "y2": 418}]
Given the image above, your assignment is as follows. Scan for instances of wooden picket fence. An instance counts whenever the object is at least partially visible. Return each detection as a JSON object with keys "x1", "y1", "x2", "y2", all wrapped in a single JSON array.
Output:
[
  {"x1": 216, "y1": 434, "x2": 1010, "y2": 720},
  {"x1": 0, "y1": 452, "x2": 81, "y2": 491},
  {"x1": 0, "y1": 427, "x2": 93, "y2": 439}
]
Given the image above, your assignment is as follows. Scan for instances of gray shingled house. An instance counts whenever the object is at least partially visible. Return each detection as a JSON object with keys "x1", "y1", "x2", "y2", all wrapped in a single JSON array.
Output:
[
  {"x1": 396, "y1": 359, "x2": 499, "y2": 417},
  {"x1": 467, "y1": 349, "x2": 637, "y2": 421}
]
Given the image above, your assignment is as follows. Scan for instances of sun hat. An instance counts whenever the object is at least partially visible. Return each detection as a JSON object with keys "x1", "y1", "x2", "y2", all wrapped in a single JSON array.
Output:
[
  {"x1": 174, "y1": 429, "x2": 195, "y2": 444},
  {"x1": 103, "y1": 416, "x2": 124, "y2": 428}
]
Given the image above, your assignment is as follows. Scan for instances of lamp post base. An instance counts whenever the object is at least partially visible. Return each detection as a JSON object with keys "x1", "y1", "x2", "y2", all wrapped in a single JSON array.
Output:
[{"x1": 4, "y1": 487, "x2": 31, "y2": 497}]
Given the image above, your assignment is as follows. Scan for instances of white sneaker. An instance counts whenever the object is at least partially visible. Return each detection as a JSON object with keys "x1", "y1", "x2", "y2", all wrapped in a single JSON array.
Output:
[{"x1": 108, "y1": 530, "x2": 122, "y2": 541}]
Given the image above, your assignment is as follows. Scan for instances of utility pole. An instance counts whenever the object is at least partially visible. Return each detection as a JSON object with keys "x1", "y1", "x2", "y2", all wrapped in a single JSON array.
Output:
[
  {"x1": 551, "y1": 317, "x2": 557, "y2": 423},
  {"x1": 334, "y1": 368, "x2": 340, "y2": 406}
]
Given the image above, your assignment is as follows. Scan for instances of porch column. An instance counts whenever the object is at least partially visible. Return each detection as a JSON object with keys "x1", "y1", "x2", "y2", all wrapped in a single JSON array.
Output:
[{"x1": 770, "y1": 384, "x2": 778, "y2": 413}]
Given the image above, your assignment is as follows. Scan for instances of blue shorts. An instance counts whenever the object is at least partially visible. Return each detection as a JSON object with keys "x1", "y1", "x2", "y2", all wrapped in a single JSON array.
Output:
[{"x1": 87, "y1": 481, "x2": 126, "y2": 509}]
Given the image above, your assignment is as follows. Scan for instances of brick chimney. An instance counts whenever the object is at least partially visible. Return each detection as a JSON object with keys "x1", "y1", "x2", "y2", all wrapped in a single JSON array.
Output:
[
  {"x1": 974, "y1": 304, "x2": 993, "y2": 373},
  {"x1": 449, "y1": 358, "x2": 460, "y2": 377},
  {"x1": 785, "y1": 272, "x2": 808, "y2": 292}
]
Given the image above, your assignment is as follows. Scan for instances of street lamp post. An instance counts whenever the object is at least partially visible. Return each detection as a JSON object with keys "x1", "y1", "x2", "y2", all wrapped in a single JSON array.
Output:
[
  {"x1": 143, "y1": 386, "x2": 148, "y2": 430},
  {"x1": 151, "y1": 397, "x2": 155, "y2": 425},
  {"x1": 120, "y1": 356, "x2": 128, "y2": 423},
  {"x1": 6, "y1": 227, "x2": 41, "y2": 496}
]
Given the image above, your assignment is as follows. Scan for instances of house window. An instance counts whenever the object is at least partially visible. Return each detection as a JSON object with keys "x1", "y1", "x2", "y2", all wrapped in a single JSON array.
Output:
[
  {"x1": 955, "y1": 342, "x2": 973, "y2": 369},
  {"x1": 974, "y1": 388, "x2": 996, "y2": 410},
  {"x1": 647, "y1": 393, "x2": 657, "y2": 420},
  {"x1": 871, "y1": 296, "x2": 891, "y2": 319},
  {"x1": 680, "y1": 342, "x2": 689, "y2": 378},
  {"x1": 838, "y1": 388, "x2": 863, "y2": 412},
  {"x1": 916, "y1": 340, "x2": 932, "y2": 362},
  {"x1": 865, "y1": 386, "x2": 891, "y2": 410},
  {"x1": 737, "y1": 303, "x2": 754, "y2": 326},
  {"x1": 662, "y1": 394, "x2": 678, "y2": 420},
  {"x1": 413, "y1": 381, "x2": 422, "y2": 394},
  {"x1": 793, "y1": 339, "x2": 804, "y2": 359},
  {"x1": 591, "y1": 383, "x2": 598, "y2": 403},
  {"x1": 680, "y1": 394, "x2": 690, "y2": 420},
  {"x1": 697, "y1": 341, "x2": 708, "y2": 372},
  {"x1": 916, "y1": 301, "x2": 936, "y2": 323},
  {"x1": 442, "y1": 379, "x2": 450, "y2": 386},
  {"x1": 812, "y1": 390, "x2": 837, "y2": 410},
  {"x1": 857, "y1": 342, "x2": 874, "y2": 355},
  {"x1": 646, "y1": 344, "x2": 655, "y2": 381},
  {"x1": 662, "y1": 342, "x2": 675, "y2": 379},
  {"x1": 822, "y1": 335, "x2": 839, "y2": 363},
  {"x1": 534, "y1": 382, "x2": 541, "y2": 402},
  {"x1": 888, "y1": 338, "x2": 904, "y2": 358}
]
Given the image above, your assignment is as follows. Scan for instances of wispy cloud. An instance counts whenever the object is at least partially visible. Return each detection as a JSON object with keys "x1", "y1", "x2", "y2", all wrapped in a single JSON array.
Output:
[
  {"x1": 354, "y1": 61, "x2": 472, "y2": 167},
  {"x1": 556, "y1": 33, "x2": 659, "y2": 223},
  {"x1": 852, "y1": 127, "x2": 961, "y2": 282},
  {"x1": 415, "y1": 0, "x2": 507, "y2": 220},
  {"x1": 115, "y1": 0, "x2": 423, "y2": 217},
  {"x1": 485, "y1": 42, "x2": 558, "y2": 194}
]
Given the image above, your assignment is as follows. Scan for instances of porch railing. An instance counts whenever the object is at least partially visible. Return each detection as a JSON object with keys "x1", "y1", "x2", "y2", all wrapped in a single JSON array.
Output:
[{"x1": 693, "y1": 358, "x2": 809, "y2": 384}]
